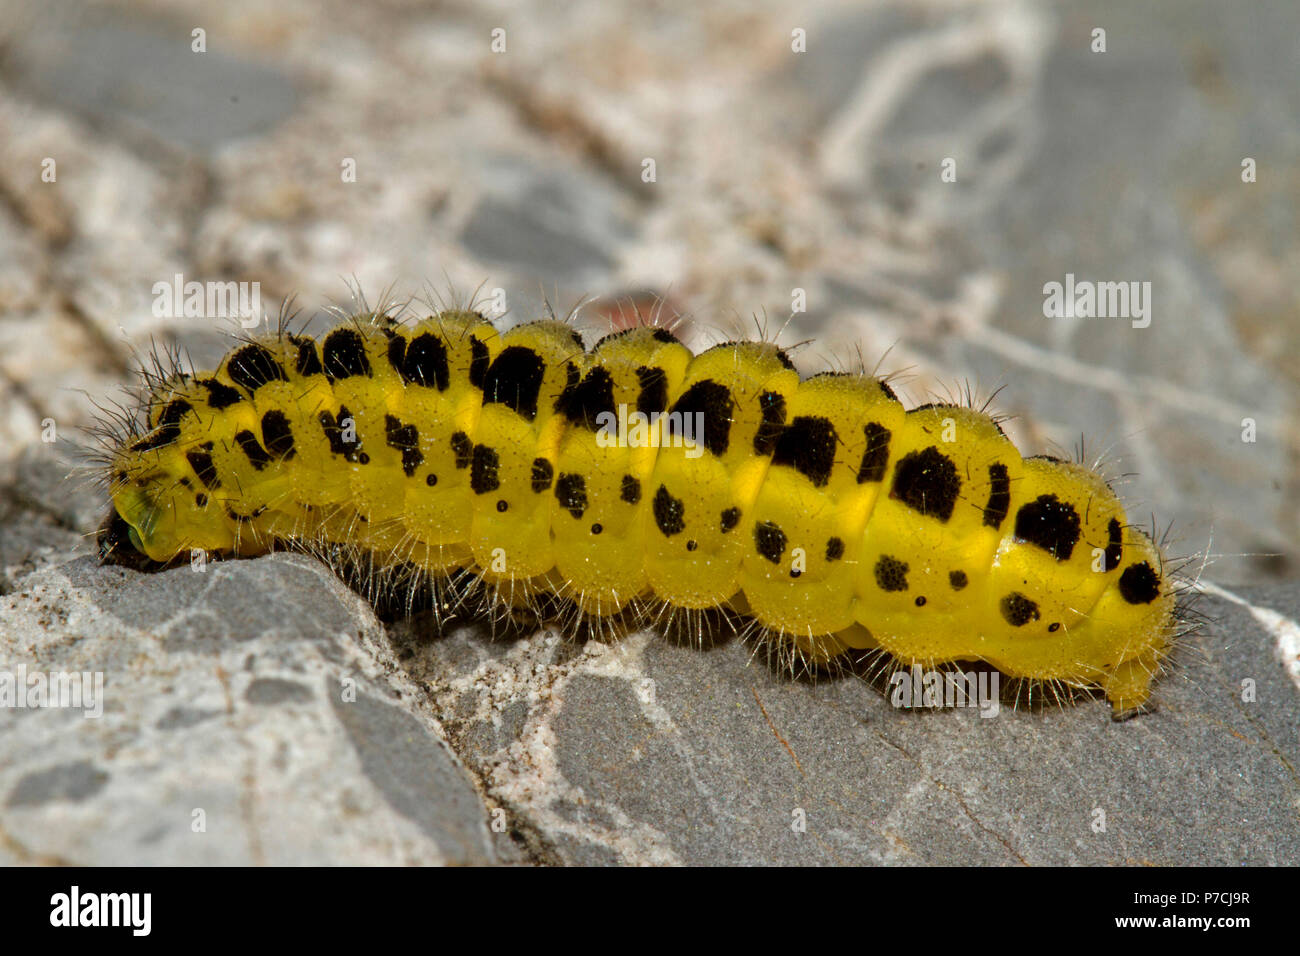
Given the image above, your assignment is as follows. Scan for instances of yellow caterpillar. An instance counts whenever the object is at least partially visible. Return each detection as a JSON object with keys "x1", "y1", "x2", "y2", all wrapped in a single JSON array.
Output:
[{"x1": 94, "y1": 304, "x2": 1181, "y2": 717}]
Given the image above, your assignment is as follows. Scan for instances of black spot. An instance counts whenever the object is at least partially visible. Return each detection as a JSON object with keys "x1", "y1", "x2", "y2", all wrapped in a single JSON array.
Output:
[
  {"x1": 856, "y1": 423, "x2": 891, "y2": 483},
  {"x1": 322, "y1": 328, "x2": 373, "y2": 381},
  {"x1": 531, "y1": 458, "x2": 554, "y2": 493},
  {"x1": 225, "y1": 503, "x2": 266, "y2": 523},
  {"x1": 261, "y1": 410, "x2": 296, "y2": 460},
  {"x1": 385, "y1": 415, "x2": 424, "y2": 477},
  {"x1": 753, "y1": 390, "x2": 787, "y2": 455},
  {"x1": 468, "y1": 337, "x2": 490, "y2": 389},
  {"x1": 426, "y1": 473, "x2": 438, "y2": 487},
  {"x1": 771, "y1": 416, "x2": 839, "y2": 487},
  {"x1": 129, "y1": 420, "x2": 181, "y2": 453},
  {"x1": 358, "y1": 452, "x2": 370, "y2": 465},
  {"x1": 1001, "y1": 592, "x2": 1040, "y2": 627},
  {"x1": 620, "y1": 475, "x2": 641, "y2": 504},
  {"x1": 291, "y1": 337, "x2": 322, "y2": 377},
  {"x1": 385, "y1": 332, "x2": 407, "y2": 378},
  {"x1": 134, "y1": 398, "x2": 195, "y2": 450},
  {"x1": 157, "y1": 399, "x2": 192, "y2": 429},
  {"x1": 1119, "y1": 562, "x2": 1161, "y2": 605},
  {"x1": 450, "y1": 431, "x2": 473, "y2": 468},
  {"x1": 754, "y1": 521, "x2": 787, "y2": 563},
  {"x1": 686, "y1": 539, "x2": 698, "y2": 551},
  {"x1": 186, "y1": 448, "x2": 220, "y2": 489},
  {"x1": 668, "y1": 380, "x2": 734, "y2": 456},
  {"x1": 591, "y1": 523, "x2": 603, "y2": 535},
  {"x1": 1104, "y1": 518, "x2": 1123, "y2": 572},
  {"x1": 550, "y1": 362, "x2": 582, "y2": 416},
  {"x1": 1014, "y1": 494, "x2": 1081, "y2": 561},
  {"x1": 634, "y1": 366, "x2": 669, "y2": 415},
  {"x1": 198, "y1": 378, "x2": 243, "y2": 409},
  {"x1": 227, "y1": 345, "x2": 288, "y2": 393},
  {"x1": 826, "y1": 537, "x2": 844, "y2": 561},
  {"x1": 497, "y1": 500, "x2": 508, "y2": 512},
  {"x1": 875, "y1": 555, "x2": 909, "y2": 592},
  {"x1": 949, "y1": 569, "x2": 968, "y2": 590},
  {"x1": 402, "y1": 333, "x2": 450, "y2": 390},
  {"x1": 482, "y1": 346, "x2": 546, "y2": 421},
  {"x1": 914, "y1": 596, "x2": 926, "y2": 607},
  {"x1": 594, "y1": 327, "x2": 679, "y2": 349},
  {"x1": 790, "y1": 568, "x2": 802, "y2": 579},
  {"x1": 195, "y1": 493, "x2": 207, "y2": 507},
  {"x1": 470, "y1": 445, "x2": 500, "y2": 494},
  {"x1": 983, "y1": 463, "x2": 1011, "y2": 528},
  {"x1": 652, "y1": 485, "x2": 685, "y2": 536},
  {"x1": 558, "y1": 366, "x2": 617, "y2": 430},
  {"x1": 1048, "y1": 622, "x2": 1060, "y2": 632},
  {"x1": 890, "y1": 446, "x2": 960, "y2": 521},
  {"x1": 720, "y1": 507, "x2": 741, "y2": 532},
  {"x1": 235, "y1": 430, "x2": 272, "y2": 471},
  {"x1": 318, "y1": 406, "x2": 360, "y2": 461},
  {"x1": 512, "y1": 460, "x2": 548, "y2": 496},
  {"x1": 555, "y1": 473, "x2": 588, "y2": 519},
  {"x1": 592, "y1": 328, "x2": 632, "y2": 348}
]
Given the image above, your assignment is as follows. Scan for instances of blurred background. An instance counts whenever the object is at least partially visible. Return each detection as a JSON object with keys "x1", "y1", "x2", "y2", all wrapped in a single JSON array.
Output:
[{"x1": 0, "y1": 0, "x2": 1296, "y2": 584}]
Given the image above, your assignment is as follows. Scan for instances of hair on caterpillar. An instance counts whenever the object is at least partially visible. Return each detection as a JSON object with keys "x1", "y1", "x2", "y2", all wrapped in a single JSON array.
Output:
[
  {"x1": 89, "y1": 281, "x2": 1197, "y2": 719},
  {"x1": 646, "y1": 600, "x2": 740, "y2": 654}
]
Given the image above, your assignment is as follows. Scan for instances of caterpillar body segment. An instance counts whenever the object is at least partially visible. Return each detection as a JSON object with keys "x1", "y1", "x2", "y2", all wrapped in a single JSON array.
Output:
[{"x1": 98, "y1": 309, "x2": 1178, "y2": 716}]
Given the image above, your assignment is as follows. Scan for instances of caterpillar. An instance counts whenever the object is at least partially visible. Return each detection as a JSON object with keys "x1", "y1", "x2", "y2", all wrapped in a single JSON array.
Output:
[{"x1": 90, "y1": 296, "x2": 1183, "y2": 719}]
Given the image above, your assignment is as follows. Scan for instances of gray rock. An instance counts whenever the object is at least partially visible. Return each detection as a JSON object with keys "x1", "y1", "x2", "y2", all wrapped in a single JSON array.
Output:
[
  {"x1": 6, "y1": 544, "x2": 1296, "y2": 865},
  {"x1": 460, "y1": 157, "x2": 635, "y2": 286},
  {"x1": 0, "y1": 553, "x2": 501, "y2": 865},
  {"x1": 403, "y1": 584, "x2": 1300, "y2": 865},
  {"x1": 1, "y1": 0, "x2": 297, "y2": 153},
  {"x1": 7, "y1": 760, "x2": 109, "y2": 807}
]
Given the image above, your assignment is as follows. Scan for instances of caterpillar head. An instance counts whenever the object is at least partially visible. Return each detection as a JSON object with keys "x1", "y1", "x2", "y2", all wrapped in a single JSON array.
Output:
[
  {"x1": 97, "y1": 408, "x2": 240, "y2": 569},
  {"x1": 97, "y1": 509, "x2": 162, "y2": 570}
]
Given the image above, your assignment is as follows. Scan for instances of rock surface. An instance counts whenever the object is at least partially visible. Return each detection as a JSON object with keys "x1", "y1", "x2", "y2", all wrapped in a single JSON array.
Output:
[
  {"x1": 3, "y1": 546, "x2": 1298, "y2": 866},
  {"x1": 1, "y1": 553, "x2": 504, "y2": 865},
  {"x1": 397, "y1": 586, "x2": 1300, "y2": 866},
  {"x1": 1, "y1": 0, "x2": 1298, "y2": 864}
]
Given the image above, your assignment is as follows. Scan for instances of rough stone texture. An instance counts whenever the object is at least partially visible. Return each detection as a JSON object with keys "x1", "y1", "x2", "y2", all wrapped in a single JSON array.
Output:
[
  {"x1": 1, "y1": 554, "x2": 503, "y2": 865},
  {"x1": 393, "y1": 586, "x2": 1300, "y2": 866},
  {"x1": 0, "y1": 0, "x2": 1298, "y2": 864}
]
